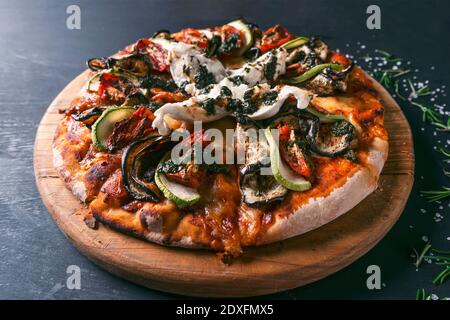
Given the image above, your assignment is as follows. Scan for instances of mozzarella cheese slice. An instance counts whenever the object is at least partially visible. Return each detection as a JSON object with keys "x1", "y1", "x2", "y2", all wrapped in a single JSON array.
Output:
[{"x1": 151, "y1": 40, "x2": 312, "y2": 135}]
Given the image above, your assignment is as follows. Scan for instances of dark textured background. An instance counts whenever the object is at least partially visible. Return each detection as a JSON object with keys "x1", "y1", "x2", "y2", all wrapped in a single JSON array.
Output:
[{"x1": 0, "y1": 0, "x2": 449, "y2": 299}]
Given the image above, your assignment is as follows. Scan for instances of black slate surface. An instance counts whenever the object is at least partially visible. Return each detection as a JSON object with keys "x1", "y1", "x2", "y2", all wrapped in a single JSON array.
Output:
[{"x1": 0, "y1": 0, "x2": 449, "y2": 299}]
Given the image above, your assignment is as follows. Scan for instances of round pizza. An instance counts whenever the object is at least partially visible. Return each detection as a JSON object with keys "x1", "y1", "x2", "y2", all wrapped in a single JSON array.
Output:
[{"x1": 53, "y1": 19, "x2": 388, "y2": 260}]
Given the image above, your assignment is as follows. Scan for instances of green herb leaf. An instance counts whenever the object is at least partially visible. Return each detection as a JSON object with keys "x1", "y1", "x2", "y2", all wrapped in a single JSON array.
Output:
[{"x1": 421, "y1": 187, "x2": 450, "y2": 202}]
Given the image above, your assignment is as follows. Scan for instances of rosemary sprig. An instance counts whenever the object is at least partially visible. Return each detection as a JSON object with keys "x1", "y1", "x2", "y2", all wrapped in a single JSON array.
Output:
[
  {"x1": 414, "y1": 243, "x2": 450, "y2": 290},
  {"x1": 411, "y1": 101, "x2": 443, "y2": 124},
  {"x1": 421, "y1": 187, "x2": 450, "y2": 202},
  {"x1": 408, "y1": 79, "x2": 432, "y2": 99},
  {"x1": 444, "y1": 168, "x2": 450, "y2": 178},
  {"x1": 375, "y1": 49, "x2": 402, "y2": 62},
  {"x1": 413, "y1": 242, "x2": 432, "y2": 269},
  {"x1": 436, "y1": 147, "x2": 450, "y2": 158},
  {"x1": 416, "y1": 86, "x2": 432, "y2": 97},
  {"x1": 433, "y1": 249, "x2": 450, "y2": 254},
  {"x1": 377, "y1": 69, "x2": 410, "y2": 88},
  {"x1": 432, "y1": 267, "x2": 450, "y2": 285},
  {"x1": 394, "y1": 80, "x2": 407, "y2": 100},
  {"x1": 390, "y1": 69, "x2": 411, "y2": 78},
  {"x1": 416, "y1": 288, "x2": 426, "y2": 300},
  {"x1": 378, "y1": 71, "x2": 393, "y2": 88},
  {"x1": 433, "y1": 117, "x2": 450, "y2": 131},
  {"x1": 416, "y1": 288, "x2": 449, "y2": 300}
]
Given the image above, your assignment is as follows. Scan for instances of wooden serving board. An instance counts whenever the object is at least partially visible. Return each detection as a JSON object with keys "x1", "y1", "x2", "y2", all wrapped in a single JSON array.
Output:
[{"x1": 34, "y1": 70, "x2": 414, "y2": 297}]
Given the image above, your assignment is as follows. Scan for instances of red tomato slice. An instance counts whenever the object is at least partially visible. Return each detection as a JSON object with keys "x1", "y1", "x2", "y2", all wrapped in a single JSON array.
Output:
[
  {"x1": 97, "y1": 73, "x2": 119, "y2": 97},
  {"x1": 329, "y1": 50, "x2": 351, "y2": 68},
  {"x1": 259, "y1": 25, "x2": 294, "y2": 53},
  {"x1": 278, "y1": 125, "x2": 291, "y2": 141},
  {"x1": 172, "y1": 28, "x2": 209, "y2": 48},
  {"x1": 134, "y1": 38, "x2": 169, "y2": 73}
]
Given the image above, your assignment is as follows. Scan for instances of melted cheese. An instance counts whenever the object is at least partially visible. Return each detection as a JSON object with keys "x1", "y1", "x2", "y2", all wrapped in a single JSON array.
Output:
[{"x1": 152, "y1": 41, "x2": 311, "y2": 135}]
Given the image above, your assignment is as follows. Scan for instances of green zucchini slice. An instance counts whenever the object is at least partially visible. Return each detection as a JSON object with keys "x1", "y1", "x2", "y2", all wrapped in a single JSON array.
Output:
[{"x1": 91, "y1": 106, "x2": 136, "y2": 151}]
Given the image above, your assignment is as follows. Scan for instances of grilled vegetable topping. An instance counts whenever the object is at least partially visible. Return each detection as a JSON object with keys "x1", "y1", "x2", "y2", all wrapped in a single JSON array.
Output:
[
  {"x1": 122, "y1": 136, "x2": 170, "y2": 202},
  {"x1": 71, "y1": 107, "x2": 105, "y2": 127},
  {"x1": 259, "y1": 25, "x2": 294, "y2": 53},
  {"x1": 155, "y1": 153, "x2": 201, "y2": 208},
  {"x1": 265, "y1": 127, "x2": 312, "y2": 191},
  {"x1": 226, "y1": 19, "x2": 254, "y2": 56},
  {"x1": 92, "y1": 106, "x2": 136, "y2": 151},
  {"x1": 284, "y1": 63, "x2": 343, "y2": 84},
  {"x1": 152, "y1": 29, "x2": 171, "y2": 39},
  {"x1": 305, "y1": 106, "x2": 346, "y2": 123},
  {"x1": 87, "y1": 54, "x2": 151, "y2": 77},
  {"x1": 87, "y1": 70, "x2": 144, "y2": 104},
  {"x1": 105, "y1": 106, "x2": 156, "y2": 152},
  {"x1": 240, "y1": 164, "x2": 287, "y2": 207},
  {"x1": 236, "y1": 123, "x2": 287, "y2": 206},
  {"x1": 206, "y1": 35, "x2": 222, "y2": 57},
  {"x1": 309, "y1": 120, "x2": 354, "y2": 157},
  {"x1": 281, "y1": 37, "x2": 309, "y2": 50}
]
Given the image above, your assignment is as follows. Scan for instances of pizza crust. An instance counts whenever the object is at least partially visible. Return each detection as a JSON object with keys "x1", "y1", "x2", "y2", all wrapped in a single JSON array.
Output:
[{"x1": 260, "y1": 137, "x2": 388, "y2": 244}]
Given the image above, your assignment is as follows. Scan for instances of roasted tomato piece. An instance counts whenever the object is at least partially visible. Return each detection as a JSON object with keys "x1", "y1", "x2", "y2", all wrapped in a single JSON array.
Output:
[
  {"x1": 150, "y1": 88, "x2": 187, "y2": 104},
  {"x1": 165, "y1": 163, "x2": 206, "y2": 189},
  {"x1": 98, "y1": 73, "x2": 119, "y2": 97},
  {"x1": 106, "y1": 106, "x2": 156, "y2": 151},
  {"x1": 172, "y1": 28, "x2": 209, "y2": 48},
  {"x1": 278, "y1": 124, "x2": 291, "y2": 141},
  {"x1": 217, "y1": 25, "x2": 243, "y2": 56},
  {"x1": 97, "y1": 73, "x2": 137, "y2": 104},
  {"x1": 278, "y1": 125, "x2": 314, "y2": 178},
  {"x1": 162, "y1": 130, "x2": 212, "y2": 188},
  {"x1": 329, "y1": 50, "x2": 351, "y2": 68},
  {"x1": 259, "y1": 25, "x2": 294, "y2": 53},
  {"x1": 286, "y1": 63, "x2": 307, "y2": 77},
  {"x1": 178, "y1": 129, "x2": 211, "y2": 149},
  {"x1": 132, "y1": 38, "x2": 169, "y2": 72}
]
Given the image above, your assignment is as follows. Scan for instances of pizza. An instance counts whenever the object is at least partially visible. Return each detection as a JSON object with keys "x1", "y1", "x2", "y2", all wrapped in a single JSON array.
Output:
[{"x1": 53, "y1": 19, "x2": 388, "y2": 261}]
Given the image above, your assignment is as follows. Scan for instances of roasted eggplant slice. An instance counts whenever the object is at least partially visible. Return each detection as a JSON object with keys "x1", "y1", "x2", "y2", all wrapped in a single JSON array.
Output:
[
  {"x1": 236, "y1": 123, "x2": 287, "y2": 206},
  {"x1": 309, "y1": 120, "x2": 354, "y2": 157},
  {"x1": 240, "y1": 164, "x2": 287, "y2": 207},
  {"x1": 87, "y1": 58, "x2": 110, "y2": 71},
  {"x1": 152, "y1": 29, "x2": 171, "y2": 39},
  {"x1": 113, "y1": 54, "x2": 151, "y2": 77},
  {"x1": 86, "y1": 70, "x2": 140, "y2": 93},
  {"x1": 87, "y1": 54, "x2": 151, "y2": 77},
  {"x1": 71, "y1": 107, "x2": 105, "y2": 127},
  {"x1": 303, "y1": 63, "x2": 354, "y2": 95},
  {"x1": 310, "y1": 38, "x2": 329, "y2": 61},
  {"x1": 205, "y1": 35, "x2": 221, "y2": 58},
  {"x1": 122, "y1": 136, "x2": 172, "y2": 202},
  {"x1": 243, "y1": 46, "x2": 261, "y2": 60}
]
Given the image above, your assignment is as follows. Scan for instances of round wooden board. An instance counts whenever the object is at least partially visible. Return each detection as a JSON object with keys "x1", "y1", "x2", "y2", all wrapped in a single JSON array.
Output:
[{"x1": 34, "y1": 70, "x2": 414, "y2": 297}]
